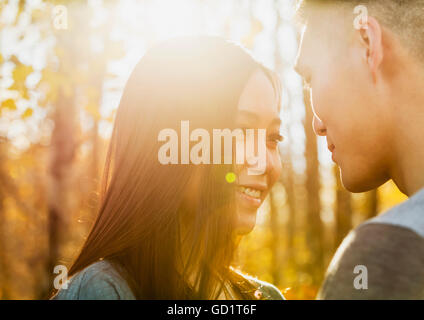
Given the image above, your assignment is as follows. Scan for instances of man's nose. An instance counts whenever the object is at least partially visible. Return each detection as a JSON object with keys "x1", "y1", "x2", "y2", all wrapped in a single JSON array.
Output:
[{"x1": 312, "y1": 116, "x2": 327, "y2": 136}]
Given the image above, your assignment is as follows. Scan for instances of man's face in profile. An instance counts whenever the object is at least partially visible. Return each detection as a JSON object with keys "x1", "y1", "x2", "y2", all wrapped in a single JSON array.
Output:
[{"x1": 295, "y1": 4, "x2": 393, "y2": 193}]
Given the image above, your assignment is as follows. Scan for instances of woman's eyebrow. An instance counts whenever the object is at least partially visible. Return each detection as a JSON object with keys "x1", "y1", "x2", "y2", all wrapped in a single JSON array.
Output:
[
  {"x1": 237, "y1": 110, "x2": 282, "y2": 127},
  {"x1": 271, "y1": 117, "x2": 282, "y2": 127},
  {"x1": 236, "y1": 110, "x2": 259, "y2": 121}
]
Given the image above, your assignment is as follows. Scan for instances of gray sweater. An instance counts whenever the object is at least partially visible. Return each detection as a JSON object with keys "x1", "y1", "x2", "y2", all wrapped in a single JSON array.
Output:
[{"x1": 318, "y1": 188, "x2": 424, "y2": 299}]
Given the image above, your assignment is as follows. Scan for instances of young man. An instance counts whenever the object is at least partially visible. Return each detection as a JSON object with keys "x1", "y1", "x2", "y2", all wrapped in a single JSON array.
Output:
[{"x1": 294, "y1": 0, "x2": 424, "y2": 299}]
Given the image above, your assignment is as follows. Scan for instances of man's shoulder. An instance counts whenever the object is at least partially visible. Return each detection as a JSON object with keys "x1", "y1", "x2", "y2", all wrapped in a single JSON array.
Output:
[
  {"x1": 332, "y1": 188, "x2": 424, "y2": 272},
  {"x1": 318, "y1": 190, "x2": 424, "y2": 299},
  {"x1": 364, "y1": 187, "x2": 424, "y2": 237},
  {"x1": 335, "y1": 188, "x2": 424, "y2": 274}
]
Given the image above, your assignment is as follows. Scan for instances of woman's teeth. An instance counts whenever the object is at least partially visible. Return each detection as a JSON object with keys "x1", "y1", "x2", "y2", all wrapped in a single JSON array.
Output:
[{"x1": 239, "y1": 186, "x2": 262, "y2": 199}]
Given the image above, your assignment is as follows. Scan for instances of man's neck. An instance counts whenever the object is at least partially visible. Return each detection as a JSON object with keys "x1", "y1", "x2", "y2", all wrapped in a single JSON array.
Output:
[
  {"x1": 390, "y1": 72, "x2": 424, "y2": 197},
  {"x1": 391, "y1": 144, "x2": 424, "y2": 197}
]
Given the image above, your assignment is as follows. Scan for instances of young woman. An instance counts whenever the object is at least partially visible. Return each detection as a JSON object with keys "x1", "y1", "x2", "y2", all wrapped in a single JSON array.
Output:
[{"x1": 52, "y1": 36, "x2": 284, "y2": 300}]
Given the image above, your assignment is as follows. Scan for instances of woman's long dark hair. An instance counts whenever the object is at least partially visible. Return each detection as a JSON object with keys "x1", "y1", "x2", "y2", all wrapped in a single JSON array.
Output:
[{"x1": 66, "y1": 36, "x2": 281, "y2": 299}]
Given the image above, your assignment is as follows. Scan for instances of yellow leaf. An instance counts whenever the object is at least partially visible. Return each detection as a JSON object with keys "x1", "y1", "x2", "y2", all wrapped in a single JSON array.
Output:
[
  {"x1": 85, "y1": 104, "x2": 101, "y2": 120},
  {"x1": 22, "y1": 108, "x2": 33, "y2": 119},
  {"x1": 12, "y1": 64, "x2": 34, "y2": 83},
  {"x1": 0, "y1": 54, "x2": 3, "y2": 64},
  {"x1": 1, "y1": 99, "x2": 17, "y2": 110},
  {"x1": 9, "y1": 64, "x2": 33, "y2": 100},
  {"x1": 9, "y1": 81, "x2": 30, "y2": 100}
]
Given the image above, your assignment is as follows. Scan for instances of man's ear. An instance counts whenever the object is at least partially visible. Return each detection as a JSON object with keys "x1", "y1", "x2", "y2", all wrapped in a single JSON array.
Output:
[{"x1": 358, "y1": 16, "x2": 383, "y2": 82}]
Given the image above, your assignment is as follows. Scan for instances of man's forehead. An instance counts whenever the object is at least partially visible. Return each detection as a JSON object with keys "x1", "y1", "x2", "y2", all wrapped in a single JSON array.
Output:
[
  {"x1": 301, "y1": 5, "x2": 352, "y2": 47},
  {"x1": 295, "y1": 7, "x2": 351, "y2": 75},
  {"x1": 303, "y1": 3, "x2": 350, "y2": 30}
]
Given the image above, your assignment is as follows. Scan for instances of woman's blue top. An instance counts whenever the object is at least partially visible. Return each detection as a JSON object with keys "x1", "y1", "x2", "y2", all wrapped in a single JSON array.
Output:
[{"x1": 52, "y1": 260, "x2": 285, "y2": 300}]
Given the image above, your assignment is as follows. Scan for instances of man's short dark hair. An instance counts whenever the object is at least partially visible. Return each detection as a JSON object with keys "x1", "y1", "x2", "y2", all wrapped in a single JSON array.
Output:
[{"x1": 298, "y1": 0, "x2": 424, "y2": 62}]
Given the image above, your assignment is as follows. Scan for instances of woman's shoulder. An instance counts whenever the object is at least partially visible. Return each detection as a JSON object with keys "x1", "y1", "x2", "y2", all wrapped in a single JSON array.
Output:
[
  {"x1": 52, "y1": 260, "x2": 136, "y2": 300},
  {"x1": 237, "y1": 271, "x2": 285, "y2": 300}
]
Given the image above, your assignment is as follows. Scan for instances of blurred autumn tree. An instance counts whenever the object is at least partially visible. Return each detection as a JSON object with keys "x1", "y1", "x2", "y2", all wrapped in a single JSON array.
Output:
[
  {"x1": 36, "y1": 0, "x2": 124, "y2": 297},
  {"x1": 0, "y1": 0, "x2": 124, "y2": 298},
  {"x1": 0, "y1": 0, "x2": 407, "y2": 299}
]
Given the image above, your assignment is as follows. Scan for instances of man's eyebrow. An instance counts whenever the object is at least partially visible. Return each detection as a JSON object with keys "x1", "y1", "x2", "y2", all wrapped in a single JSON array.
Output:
[{"x1": 294, "y1": 63, "x2": 303, "y2": 76}]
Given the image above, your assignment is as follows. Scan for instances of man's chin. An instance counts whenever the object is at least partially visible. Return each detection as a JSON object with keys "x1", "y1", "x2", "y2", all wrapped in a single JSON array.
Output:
[
  {"x1": 342, "y1": 182, "x2": 372, "y2": 193},
  {"x1": 340, "y1": 170, "x2": 388, "y2": 193}
]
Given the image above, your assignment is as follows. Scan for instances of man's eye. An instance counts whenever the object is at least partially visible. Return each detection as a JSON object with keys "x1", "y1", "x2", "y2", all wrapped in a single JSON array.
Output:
[
  {"x1": 302, "y1": 74, "x2": 312, "y2": 88},
  {"x1": 304, "y1": 80, "x2": 311, "y2": 90},
  {"x1": 238, "y1": 129, "x2": 284, "y2": 144}
]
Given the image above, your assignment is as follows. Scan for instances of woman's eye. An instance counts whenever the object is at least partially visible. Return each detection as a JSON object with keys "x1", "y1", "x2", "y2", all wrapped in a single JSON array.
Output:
[
  {"x1": 267, "y1": 134, "x2": 284, "y2": 147},
  {"x1": 238, "y1": 128, "x2": 284, "y2": 146},
  {"x1": 270, "y1": 134, "x2": 284, "y2": 142}
]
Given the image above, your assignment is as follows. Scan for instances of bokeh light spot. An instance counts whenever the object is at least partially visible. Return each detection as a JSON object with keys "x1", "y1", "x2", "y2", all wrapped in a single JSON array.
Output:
[{"x1": 225, "y1": 172, "x2": 236, "y2": 184}]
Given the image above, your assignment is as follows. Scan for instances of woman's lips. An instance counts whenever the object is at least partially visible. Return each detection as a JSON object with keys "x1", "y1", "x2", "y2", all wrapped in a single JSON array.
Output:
[
  {"x1": 236, "y1": 185, "x2": 266, "y2": 208},
  {"x1": 236, "y1": 190, "x2": 262, "y2": 208}
]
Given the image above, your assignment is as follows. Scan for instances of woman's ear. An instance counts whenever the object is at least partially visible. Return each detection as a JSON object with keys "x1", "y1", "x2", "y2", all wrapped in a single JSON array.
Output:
[{"x1": 358, "y1": 16, "x2": 383, "y2": 82}]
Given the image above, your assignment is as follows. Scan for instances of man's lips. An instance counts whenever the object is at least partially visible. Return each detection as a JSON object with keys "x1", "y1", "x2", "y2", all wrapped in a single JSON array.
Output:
[
  {"x1": 328, "y1": 144, "x2": 337, "y2": 163},
  {"x1": 327, "y1": 142, "x2": 336, "y2": 162}
]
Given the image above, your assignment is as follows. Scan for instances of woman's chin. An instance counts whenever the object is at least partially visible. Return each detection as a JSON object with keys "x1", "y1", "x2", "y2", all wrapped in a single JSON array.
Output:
[{"x1": 235, "y1": 209, "x2": 258, "y2": 235}]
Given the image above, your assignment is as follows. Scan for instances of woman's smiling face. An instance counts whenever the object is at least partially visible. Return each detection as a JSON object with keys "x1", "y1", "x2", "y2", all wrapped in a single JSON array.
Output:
[{"x1": 234, "y1": 69, "x2": 283, "y2": 235}]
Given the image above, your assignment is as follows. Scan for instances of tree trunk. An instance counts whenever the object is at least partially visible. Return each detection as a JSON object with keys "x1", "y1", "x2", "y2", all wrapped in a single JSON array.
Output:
[
  {"x1": 303, "y1": 87, "x2": 324, "y2": 284},
  {"x1": 334, "y1": 165, "x2": 352, "y2": 248},
  {"x1": 364, "y1": 189, "x2": 378, "y2": 220},
  {"x1": 0, "y1": 139, "x2": 11, "y2": 299},
  {"x1": 44, "y1": 89, "x2": 76, "y2": 297},
  {"x1": 269, "y1": 190, "x2": 281, "y2": 285}
]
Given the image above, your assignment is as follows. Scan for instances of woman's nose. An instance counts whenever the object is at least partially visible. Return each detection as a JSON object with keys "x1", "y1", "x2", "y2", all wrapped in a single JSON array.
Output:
[{"x1": 312, "y1": 115, "x2": 327, "y2": 136}]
